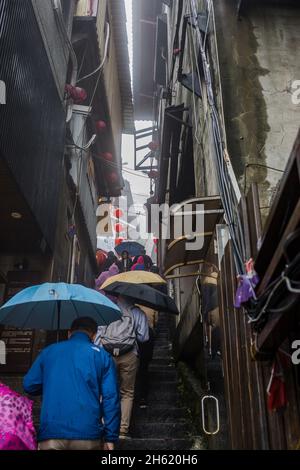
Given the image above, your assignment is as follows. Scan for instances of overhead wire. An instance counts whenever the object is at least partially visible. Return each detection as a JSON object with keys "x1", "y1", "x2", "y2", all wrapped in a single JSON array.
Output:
[
  {"x1": 77, "y1": 22, "x2": 110, "y2": 84},
  {"x1": 70, "y1": 140, "x2": 151, "y2": 180},
  {"x1": 188, "y1": 0, "x2": 246, "y2": 274}
]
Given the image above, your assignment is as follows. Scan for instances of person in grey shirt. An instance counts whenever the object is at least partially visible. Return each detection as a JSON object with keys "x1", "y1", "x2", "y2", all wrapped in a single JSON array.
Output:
[{"x1": 95, "y1": 297, "x2": 149, "y2": 439}]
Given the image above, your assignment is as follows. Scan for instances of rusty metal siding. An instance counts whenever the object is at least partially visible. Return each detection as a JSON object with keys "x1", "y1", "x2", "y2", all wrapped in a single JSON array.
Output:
[{"x1": 0, "y1": 0, "x2": 66, "y2": 251}]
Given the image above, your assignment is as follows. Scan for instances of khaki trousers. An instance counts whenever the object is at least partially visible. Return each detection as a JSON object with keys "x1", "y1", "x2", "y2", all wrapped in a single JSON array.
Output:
[
  {"x1": 38, "y1": 439, "x2": 102, "y2": 451},
  {"x1": 114, "y1": 351, "x2": 139, "y2": 434}
]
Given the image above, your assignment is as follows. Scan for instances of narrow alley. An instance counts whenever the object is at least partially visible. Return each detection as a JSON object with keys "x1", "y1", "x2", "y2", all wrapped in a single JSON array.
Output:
[
  {"x1": 119, "y1": 313, "x2": 204, "y2": 450},
  {"x1": 0, "y1": 0, "x2": 300, "y2": 458}
]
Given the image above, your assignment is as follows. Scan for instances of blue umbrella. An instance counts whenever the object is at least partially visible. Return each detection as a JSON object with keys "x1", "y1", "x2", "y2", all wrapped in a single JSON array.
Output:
[
  {"x1": 0, "y1": 283, "x2": 121, "y2": 331},
  {"x1": 115, "y1": 241, "x2": 144, "y2": 257}
]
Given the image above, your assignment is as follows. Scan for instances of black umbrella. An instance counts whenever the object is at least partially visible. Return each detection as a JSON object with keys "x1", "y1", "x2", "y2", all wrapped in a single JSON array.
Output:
[
  {"x1": 103, "y1": 282, "x2": 179, "y2": 315},
  {"x1": 115, "y1": 241, "x2": 144, "y2": 257}
]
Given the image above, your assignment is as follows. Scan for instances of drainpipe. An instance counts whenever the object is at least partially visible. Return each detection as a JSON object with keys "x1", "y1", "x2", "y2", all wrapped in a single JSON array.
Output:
[{"x1": 70, "y1": 235, "x2": 78, "y2": 284}]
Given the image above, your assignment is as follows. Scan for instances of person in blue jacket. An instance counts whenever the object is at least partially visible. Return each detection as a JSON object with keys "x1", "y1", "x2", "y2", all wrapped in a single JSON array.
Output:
[{"x1": 23, "y1": 317, "x2": 120, "y2": 451}]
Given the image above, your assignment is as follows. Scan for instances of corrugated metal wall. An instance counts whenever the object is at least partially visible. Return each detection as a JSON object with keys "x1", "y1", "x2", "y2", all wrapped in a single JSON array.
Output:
[{"x1": 0, "y1": 0, "x2": 66, "y2": 251}]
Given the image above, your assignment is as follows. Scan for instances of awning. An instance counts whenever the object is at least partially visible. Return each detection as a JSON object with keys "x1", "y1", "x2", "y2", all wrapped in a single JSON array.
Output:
[{"x1": 164, "y1": 196, "x2": 223, "y2": 277}]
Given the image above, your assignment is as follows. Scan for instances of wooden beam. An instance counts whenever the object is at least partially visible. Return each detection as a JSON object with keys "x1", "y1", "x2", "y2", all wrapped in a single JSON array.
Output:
[{"x1": 257, "y1": 198, "x2": 300, "y2": 296}]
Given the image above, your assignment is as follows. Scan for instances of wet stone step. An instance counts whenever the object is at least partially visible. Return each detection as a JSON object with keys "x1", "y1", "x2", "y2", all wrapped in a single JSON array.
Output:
[
  {"x1": 147, "y1": 381, "x2": 178, "y2": 392},
  {"x1": 132, "y1": 422, "x2": 191, "y2": 439},
  {"x1": 154, "y1": 340, "x2": 172, "y2": 349},
  {"x1": 146, "y1": 390, "x2": 181, "y2": 404},
  {"x1": 133, "y1": 406, "x2": 188, "y2": 422},
  {"x1": 148, "y1": 370, "x2": 178, "y2": 380},
  {"x1": 154, "y1": 343, "x2": 172, "y2": 352},
  {"x1": 149, "y1": 360, "x2": 174, "y2": 367},
  {"x1": 117, "y1": 438, "x2": 202, "y2": 451},
  {"x1": 152, "y1": 354, "x2": 173, "y2": 361},
  {"x1": 149, "y1": 361, "x2": 176, "y2": 369}
]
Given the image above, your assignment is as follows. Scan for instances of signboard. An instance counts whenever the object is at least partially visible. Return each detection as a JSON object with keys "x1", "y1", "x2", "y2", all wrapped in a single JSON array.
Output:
[
  {"x1": 0, "y1": 327, "x2": 35, "y2": 373},
  {"x1": 0, "y1": 271, "x2": 41, "y2": 373}
]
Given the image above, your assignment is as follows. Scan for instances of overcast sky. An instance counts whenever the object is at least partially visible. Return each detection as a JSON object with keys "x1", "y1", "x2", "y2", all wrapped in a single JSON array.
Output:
[{"x1": 122, "y1": 0, "x2": 152, "y2": 207}]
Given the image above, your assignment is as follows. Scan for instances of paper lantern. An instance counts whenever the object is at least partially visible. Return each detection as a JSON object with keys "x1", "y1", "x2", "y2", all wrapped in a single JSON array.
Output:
[
  {"x1": 148, "y1": 141, "x2": 159, "y2": 152},
  {"x1": 153, "y1": 238, "x2": 159, "y2": 245},
  {"x1": 148, "y1": 170, "x2": 159, "y2": 179},
  {"x1": 114, "y1": 208, "x2": 123, "y2": 219},
  {"x1": 96, "y1": 120, "x2": 107, "y2": 132},
  {"x1": 154, "y1": 247, "x2": 158, "y2": 254},
  {"x1": 109, "y1": 172, "x2": 119, "y2": 184},
  {"x1": 115, "y1": 223, "x2": 123, "y2": 233},
  {"x1": 96, "y1": 250, "x2": 107, "y2": 267},
  {"x1": 65, "y1": 84, "x2": 87, "y2": 104},
  {"x1": 102, "y1": 152, "x2": 114, "y2": 161}
]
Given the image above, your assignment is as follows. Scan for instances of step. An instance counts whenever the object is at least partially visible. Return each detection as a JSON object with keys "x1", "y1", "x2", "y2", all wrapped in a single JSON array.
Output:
[
  {"x1": 147, "y1": 380, "x2": 178, "y2": 392},
  {"x1": 154, "y1": 343, "x2": 172, "y2": 351},
  {"x1": 154, "y1": 341, "x2": 172, "y2": 347},
  {"x1": 149, "y1": 361, "x2": 174, "y2": 368},
  {"x1": 148, "y1": 370, "x2": 178, "y2": 380},
  {"x1": 146, "y1": 390, "x2": 181, "y2": 403},
  {"x1": 152, "y1": 353, "x2": 174, "y2": 360},
  {"x1": 132, "y1": 422, "x2": 191, "y2": 439},
  {"x1": 133, "y1": 406, "x2": 188, "y2": 422},
  {"x1": 117, "y1": 438, "x2": 203, "y2": 451},
  {"x1": 151, "y1": 356, "x2": 174, "y2": 368},
  {"x1": 149, "y1": 362, "x2": 176, "y2": 370}
]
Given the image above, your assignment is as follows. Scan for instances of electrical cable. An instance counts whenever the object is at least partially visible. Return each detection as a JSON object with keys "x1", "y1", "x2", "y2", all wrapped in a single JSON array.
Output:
[
  {"x1": 188, "y1": 0, "x2": 246, "y2": 274},
  {"x1": 77, "y1": 22, "x2": 110, "y2": 84},
  {"x1": 70, "y1": 140, "x2": 151, "y2": 180}
]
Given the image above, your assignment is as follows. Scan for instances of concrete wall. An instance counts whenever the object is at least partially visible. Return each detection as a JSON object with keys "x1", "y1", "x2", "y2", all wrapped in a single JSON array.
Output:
[{"x1": 214, "y1": 0, "x2": 300, "y2": 217}]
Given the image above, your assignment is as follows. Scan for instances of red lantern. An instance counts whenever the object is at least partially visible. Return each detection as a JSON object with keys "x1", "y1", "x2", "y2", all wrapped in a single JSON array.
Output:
[
  {"x1": 109, "y1": 172, "x2": 119, "y2": 184},
  {"x1": 102, "y1": 152, "x2": 114, "y2": 161},
  {"x1": 115, "y1": 223, "x2": 123, "y2": 233},
  {"x1": 148, "y1": 141, "x2": 159, "y2": 152},
  {"x1": 114, "y1": 208, "x2": 123, "y2": 219},
  {"x1": 148, "y1": 170, "x2": 159, "y2": 179},
  {"x1": 96, "y1": 120, "x2": 107, "y2": 132},
  {"x1": 154, "y1": 247, "x2": 158, "y2": 254},
  {"x1": 115, "y1": 238, "x2": 124, "y2": 246},
  {"x1": 65, "y1": 84, "x2": 87, "y2": 104},
  {"x1": 96, "y1": 250, "x2": 107, "y2": 267},
  {"x1": 153, "y1": 238, "x2": 158, "y2": 245}
]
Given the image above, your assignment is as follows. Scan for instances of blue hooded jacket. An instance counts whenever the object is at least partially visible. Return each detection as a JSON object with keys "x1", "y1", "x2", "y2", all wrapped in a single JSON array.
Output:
[{"x1": 23, "y1": 332, "x2": 120, "y2": 443}]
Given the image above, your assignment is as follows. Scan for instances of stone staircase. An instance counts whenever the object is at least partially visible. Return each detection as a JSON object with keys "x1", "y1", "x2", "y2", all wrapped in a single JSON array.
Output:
[{"x1": 118, "y1": 314, "x2": 204, "y2": 450}]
